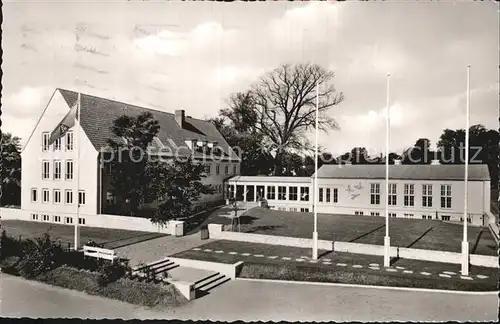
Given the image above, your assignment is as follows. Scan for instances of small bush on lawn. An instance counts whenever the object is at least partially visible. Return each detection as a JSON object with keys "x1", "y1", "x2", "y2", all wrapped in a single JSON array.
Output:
[
  {"x1": 0, "y1": 230, "x2": 23, "y2": 259},
  {"x1": 97, "y1": 259, "x2": 130, "y2": 286},
  {"x1": 19, "y1": 233, "x2": 65, "y2": 278}
]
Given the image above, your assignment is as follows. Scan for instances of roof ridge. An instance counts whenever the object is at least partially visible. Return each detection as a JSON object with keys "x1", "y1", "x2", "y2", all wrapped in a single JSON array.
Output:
[{"x1": 56, "y1": 87, "x2": 210, "y2": 124}]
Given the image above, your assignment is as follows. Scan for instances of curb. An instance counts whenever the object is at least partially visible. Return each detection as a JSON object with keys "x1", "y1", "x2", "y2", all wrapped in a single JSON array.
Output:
[{"x1": 235, "y1": 277, "x2": 500, "y2": 295}]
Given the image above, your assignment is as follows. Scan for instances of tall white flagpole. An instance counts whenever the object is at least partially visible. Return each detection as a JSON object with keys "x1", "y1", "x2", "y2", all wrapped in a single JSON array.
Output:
[
  {"x1": 312, "y1": 81, "x2": 319, "y2": 260},
  {"x1": 74, "y1": 93, "x2": 81, "y2": 250},
  {"x1": 461, "y1": 66, "x2": 470, "y2": 275},
  {"x1": 384, "y1": 74, "x2": 391, "y2": 268}
]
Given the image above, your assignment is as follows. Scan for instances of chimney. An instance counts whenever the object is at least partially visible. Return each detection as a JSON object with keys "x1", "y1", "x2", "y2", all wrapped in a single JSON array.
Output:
[
  {"x1": 175, "y1": 110, "x2": 185, "y2": 129},
  {"x1": 431, "y1": 159, "x2": 440, "y2": 165}
]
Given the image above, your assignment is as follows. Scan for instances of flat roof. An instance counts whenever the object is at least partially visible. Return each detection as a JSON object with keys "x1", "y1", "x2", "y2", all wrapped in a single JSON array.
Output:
[{"x1": 227, "y1": 176, "x2": 311, "y2": 184}]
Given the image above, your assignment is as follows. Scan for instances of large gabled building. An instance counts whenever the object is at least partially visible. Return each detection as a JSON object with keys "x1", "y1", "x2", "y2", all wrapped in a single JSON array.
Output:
[{"x1": 21, "y1": 88, "x2": 240, "y2": 225}]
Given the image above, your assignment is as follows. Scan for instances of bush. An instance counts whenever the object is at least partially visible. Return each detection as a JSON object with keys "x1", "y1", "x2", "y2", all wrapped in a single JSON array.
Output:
[
  {"x1": 18, "y1": 233, "x2": 64, "y2": 278},
  {"x1": 1, "y1": 230, "x2": 22, "y2": 259},
  {"x1": 97, "y1": 259, "x2": 130, "y2": 286}
]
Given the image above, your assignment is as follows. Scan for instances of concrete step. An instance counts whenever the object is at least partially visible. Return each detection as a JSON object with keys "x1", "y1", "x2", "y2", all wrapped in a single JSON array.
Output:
[
  {"x1": 195, "y1": 273, "x2": 230, "y2": 292},
  {"x1": 133, "y1": 257, "x2": 170, "y2": 272}
]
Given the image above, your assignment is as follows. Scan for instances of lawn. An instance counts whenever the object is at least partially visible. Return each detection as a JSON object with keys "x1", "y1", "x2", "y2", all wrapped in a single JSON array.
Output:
[
  {"x1": 218, "y1": 208, "x2": 497, "y2": 256},
  {"x1": 0, "y1": 220, "x2": 166, "y2": 249},
  {"x1": 172, "y1": 240, "x2": 499, "y2": 292}
]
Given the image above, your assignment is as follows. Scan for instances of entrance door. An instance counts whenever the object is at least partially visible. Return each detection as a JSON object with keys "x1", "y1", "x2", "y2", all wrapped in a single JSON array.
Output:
[{"x1": 256, "y1": 186, "x2": 265, "y2": 200}]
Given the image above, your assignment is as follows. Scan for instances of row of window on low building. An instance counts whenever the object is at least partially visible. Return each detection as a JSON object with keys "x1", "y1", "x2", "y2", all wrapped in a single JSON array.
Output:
[
  {"x1": 31, "y1": 188, "x2": 86, "y2": 205},
  {"x1": 369, "y1": 183, "x2": 452, "y2": 208},
  {"x1": 207, "y1": 163, "x2": 238, "y2": 176},
  {"x1": 31, "y1": 213, "x2": 86, "y2": 225},
  {"x1": 42, "y1": 131, "x2": 74, "y2": 152}
]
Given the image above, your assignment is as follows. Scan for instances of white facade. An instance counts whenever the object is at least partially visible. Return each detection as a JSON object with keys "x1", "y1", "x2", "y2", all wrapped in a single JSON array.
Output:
[
  {"x1": 225, "y1": 173, "x2": 491, "y2": 226},
  {"x1": 21, "y1": 90, "x2": 99, "y2": 224}
]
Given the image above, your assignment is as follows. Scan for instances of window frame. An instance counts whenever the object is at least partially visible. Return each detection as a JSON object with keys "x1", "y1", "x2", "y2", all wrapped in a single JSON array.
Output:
[
  {"x1": 65, "y1": 160, "x2": 74, "y2": 180},
  {"x1": 267, "y1": 186, "x2": 276, "y2": 200},
  {"x1": 440, "y1": 184, "x2": 452, "y2": 209},
  {"x1": 422, "y1": 184, "x2": 433, "y2": 208},
  {"x1": 42, "y1": 132, "x2": 50, "y2": 152},
  {"x1": 66, "y1": 131, "x2": 74, "y2": 151},
  {"x1": 370, "y1": 183, "x2": 381, "y2": 205},
  {"x1": 300, "y1": 187, "x2": 309, "y2": 202}
]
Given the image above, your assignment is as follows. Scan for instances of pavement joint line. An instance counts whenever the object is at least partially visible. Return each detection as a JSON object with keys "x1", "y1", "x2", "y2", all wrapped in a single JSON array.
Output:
[{"x1": 235, "y1": 278, "x2": 500, "y2": 295}]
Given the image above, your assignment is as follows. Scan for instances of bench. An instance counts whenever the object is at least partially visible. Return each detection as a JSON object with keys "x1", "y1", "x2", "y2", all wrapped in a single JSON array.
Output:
[{"x1": 83, "y1": 245, "x2": 118, "y2": 261}]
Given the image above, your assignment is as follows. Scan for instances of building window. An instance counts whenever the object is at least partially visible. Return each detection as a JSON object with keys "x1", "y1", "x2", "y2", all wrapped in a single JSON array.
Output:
[
  {"x1": 54, "y1": 137, "x2": 62, "y2": 151},
  {"x1": 300, "y1": 187, "x2": 309, "y2": 201},
  {"x1": 216, "y1": 164, "x2": 220, "y2": 175},
  {"x1": 233, "y1": 164, "x2": 237, "y2": 174},
  {"x1": 65, "y1": 217, "x2": 73, "y2": 224},
  {"x1": 42, "y1": 189, "x2": 50, "y2": 203},
  {"x1": 355, "y1": 211, "x2": 364, "y2": 216},
  {"x1": 440, "y1": 185, "x2": 451, "y2": 208},
  {"x1": 79, "y1": 218, "x2": 85, "y2": 225},
  {"x1": 53, "y1": 160, "x2": 62, "y2": 180},
  {"x1": 224, "y1": 165, "x2": 229, "y2": 175},
  {"x1": 65, "y1": 160, "x2": 74, "y2": 180},
  {"x1": 205, "y1": 164, "x2": 211, "y2": 175},
  {"x1": 31, "y1": 188, "x2": 38, "y2": 202},
  {"x1": 370, "y1": 183, "x2": 380, "y2": 205},
  {"x1": 318, "y1": 188, "x2": 323, "y2": 202},
  {"x1": 42, "y1": 160, "x2": 50, "y2": 179},
  {"x1": 65, "y1": 190, "x2": 73, "y2": 204},
  {"x1": 422, "y1": 215, "x2": 432, "y2": 220},
  {"x1": 42, "y1": 214, "x2": 50, "y2": 222},
  {"x1": 441, "y1": 215, "x2": 451, "y2": 221},
  {"x1": 300, "y1": 208, "x2": 309, "y2": 212},
  {"x1": 289, "y1": 207, "x2": 298, "y2": 212},
  {"x1": 278, "y1": 186, "x2": 287, "y2": 200},
  {"x1": 78, "y1": 190, "x2": 86, "y2": 205},
  {"x1": 53, "y1": 216, "x2": 61, "y2": 223},
  {"x1": 31, "y1": 213, "x2": 39, "y2": 221},
  {"x1": 323, "y1": 188, "x2": 330, "y2": 203},
  {"x1": 404, "y1": 184, "x2": 415, "y2": 207},
  {"x1": 388, "y1": 183, "x2": 397, "y2": 206},
  {"x1": 333, "y1": 188, "x2": 338, "y2": 203},
  {"x1": 422, "y1": 184, "x2": 433, "y2": 207},
  {"x1": 370, "y1": 212, "x2": 380, "y2": 216},
  {"x1": 267, "y1": 186, "x2": 276, "y2": 200},
  {"x1": 403, "y1": 213, "x2": 414, "y2": 218},
  {"x1": 42, "y1": 132, "x2": 50, "y2": 151},
  {"x1": 389, "y1": 213, "x2": 397, "y2": 218},
  {"x1": 289, "y1": 187, "x2": 298, "y2": 200},
  {"x1": 66, "y1": 131, "x2": 74, "y2": 151}
]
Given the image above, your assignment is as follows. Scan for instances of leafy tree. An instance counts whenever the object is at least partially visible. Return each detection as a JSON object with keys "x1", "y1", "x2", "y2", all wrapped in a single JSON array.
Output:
[
  {"x1": 401, "y1": 138, "x2": 433, "y2": 165},
  {"x1": 149, "y1": 158, "x2": 214, "y2": 225},
  {"x1": 107, "y1": 112, "x2": 213, "y2": 219},
  {"x1": 248, "y1": 63, "x2": 344, "y2": 175},
  {"x1": 106, "y1": 112, "x2": 160, "y2": 216},
  {"x1": 1, "y1": 132, "x2": 21, "y2": 206}
]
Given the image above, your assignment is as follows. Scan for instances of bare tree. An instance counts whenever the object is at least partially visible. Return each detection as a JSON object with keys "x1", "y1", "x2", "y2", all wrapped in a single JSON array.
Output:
[{"x1": 249, "y1": 63, "x2": 344, "y2": 175}]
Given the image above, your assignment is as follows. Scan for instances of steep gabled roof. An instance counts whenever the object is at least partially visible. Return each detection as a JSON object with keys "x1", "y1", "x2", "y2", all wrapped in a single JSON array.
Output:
[
  {"x1": 313, "y1": 164, "x2": 490, "y2": 181},
  {"x1": 57, "y1": 89, "x2": 240, "y2": 161}
]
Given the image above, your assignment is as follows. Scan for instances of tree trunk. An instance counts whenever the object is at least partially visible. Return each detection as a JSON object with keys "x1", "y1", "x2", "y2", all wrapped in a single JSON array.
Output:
[{"x1": 274, "y1": 151, "x2": 283, "y2": 176}]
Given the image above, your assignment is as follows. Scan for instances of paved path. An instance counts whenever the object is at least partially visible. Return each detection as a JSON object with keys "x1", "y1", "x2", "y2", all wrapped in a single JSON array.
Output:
[
  {"x1": 0, "y1": 274, "x2": 166, "y2": 319},
  {"x1": 115, "y1": 234, "x2": 216, "y2": 266},
  {"x1": 1, "y1": 273, "x2": 497, "y2": 321},
  {"x1": 170, "y1": 279, "x2": 499, "y2": 322}
]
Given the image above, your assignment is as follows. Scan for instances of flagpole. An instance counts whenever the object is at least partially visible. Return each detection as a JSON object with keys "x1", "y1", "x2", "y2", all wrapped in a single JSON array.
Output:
[
  {"x1": 312, "y1": 81, "x2": 319, "y2": 260},
  {"x1": 74, "y1": 93, "x2": 81, "y2": 250},
  {"x1": 461, "y1": 66, "x2": 470, "y2": 275},
  {"x1": 384, "y1": 74, "x2": 391, "y2": 268}
]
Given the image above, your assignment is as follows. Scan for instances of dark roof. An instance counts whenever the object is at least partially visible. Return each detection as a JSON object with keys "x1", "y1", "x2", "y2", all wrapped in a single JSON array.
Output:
[
  {"x1": 57, "y1": 89, "x2": 240, "y2": 161},
  {"x1": 228, "y1": 176, "x2": 312, "y2": 184},
  {"x1": 313, "y1": 164, "x2": 490, "y2": 181}
]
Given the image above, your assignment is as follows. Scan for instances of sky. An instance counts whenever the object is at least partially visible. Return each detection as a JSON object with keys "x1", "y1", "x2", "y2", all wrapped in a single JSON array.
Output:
[{"x1": 1, "y1": 1, "x2": 499, "y2": 156}]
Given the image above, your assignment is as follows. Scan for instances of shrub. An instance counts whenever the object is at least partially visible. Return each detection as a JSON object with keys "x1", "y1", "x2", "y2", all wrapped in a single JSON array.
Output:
[
  {"x1": 0, "y1": 230, "x2": 22, "y2": 259},
  {"x1": 18, "y1": 233, "x2": 64, "y2": 278},
  {"x1": 97, "y1": 259, "x2": 130, "y2": 286}
]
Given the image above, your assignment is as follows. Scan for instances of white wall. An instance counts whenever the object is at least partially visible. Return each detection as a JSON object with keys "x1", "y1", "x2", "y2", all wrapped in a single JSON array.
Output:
[{"x1": 21, "y1": 89, "x2": 99, "y2": 216}]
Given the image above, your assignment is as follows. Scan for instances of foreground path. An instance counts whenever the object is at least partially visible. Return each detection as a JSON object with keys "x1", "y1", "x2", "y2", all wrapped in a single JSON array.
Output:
[
  {"x1": 169, "y1": 279, "x2": 498, "y2": 322},
  {"x1": 0, "y1": 274, "x2": 166, "y2": 319},
  {"x1": 1, "y1": 273, "x2": 497, "y2": 321}
]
